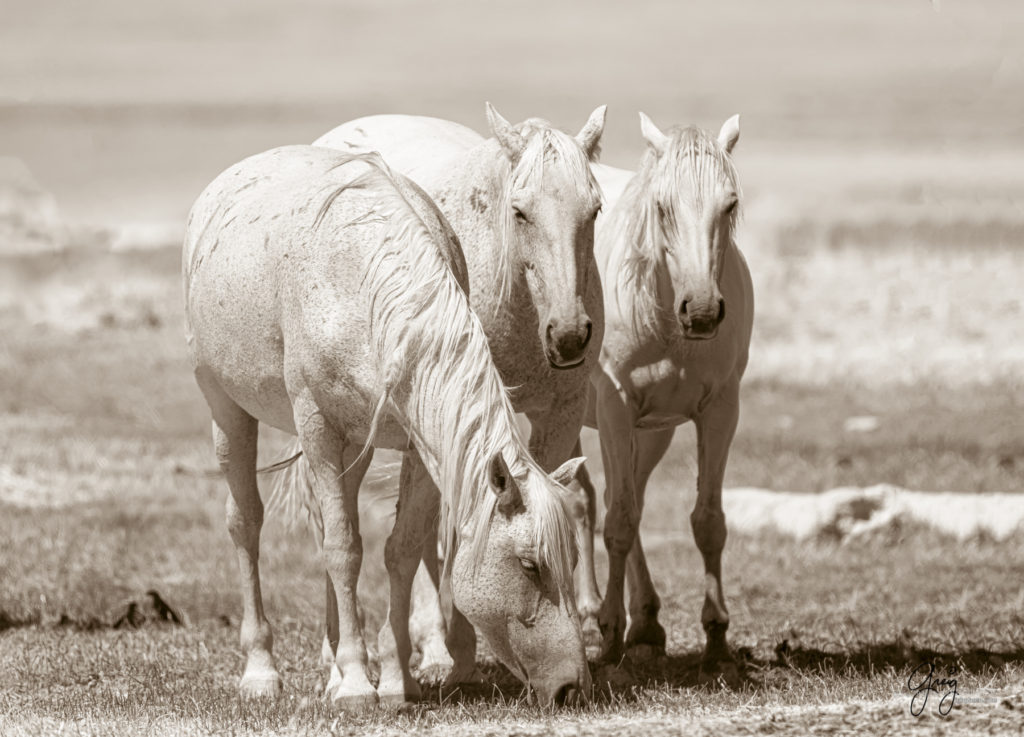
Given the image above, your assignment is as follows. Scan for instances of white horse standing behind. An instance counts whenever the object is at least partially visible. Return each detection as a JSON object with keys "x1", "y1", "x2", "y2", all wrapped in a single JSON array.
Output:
[
  {"x1": 183, "y1": 147, "x2": 589, "y2": 709},
  {"x1": 580, "y1": 114, "x2": 754, "y2": 678},
  {"x1": 312, "y1": 104, "x2": 607, "y2": 680}
]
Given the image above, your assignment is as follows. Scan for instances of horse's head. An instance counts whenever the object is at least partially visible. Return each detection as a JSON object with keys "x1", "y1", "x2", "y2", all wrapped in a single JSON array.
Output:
[
  {"x1": 486, "y1": 103, "x2": 606, "y2": 369},
  {"x1": 635, "y1": 113, "x2": 741, "y2": 340},
  {"x1": 450, "y1": 452, "x2": 591, "y2": 705}
]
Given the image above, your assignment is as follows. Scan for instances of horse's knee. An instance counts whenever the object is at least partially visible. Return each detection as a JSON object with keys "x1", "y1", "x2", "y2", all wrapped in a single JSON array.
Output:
[
  {"x1": 383, "y1": 529, "x2": 423, "y2": 576},
  {"x1": 602, "y1": 516, "x2": 639, "y2": 558},
  {"x1": 690, "y1": 507, "x2": 726, "y2": 554}
]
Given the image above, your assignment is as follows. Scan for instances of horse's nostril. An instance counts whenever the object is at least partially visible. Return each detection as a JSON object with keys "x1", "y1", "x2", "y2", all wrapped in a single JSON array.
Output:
[
  {"x1": 581, "y1": 320, "x2": 593, "y2": 347},
  {"x1": 680, "y1": 300, "x2": 689, "y2": 316},
  {"x1": 553, "y1": 683, "x2": 578, "y2": 706},
  {"x1": 718, "y1": 298, "x2": 726, "y2": 323}
]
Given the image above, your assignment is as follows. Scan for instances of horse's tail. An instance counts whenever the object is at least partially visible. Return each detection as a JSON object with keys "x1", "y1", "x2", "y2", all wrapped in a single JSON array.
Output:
[
  {"x1": 262, "y1": 385, "x2": 393, "y2": 547},
  {"x1": 263, "y1": 440, "x2": 324, "y2": 545}
]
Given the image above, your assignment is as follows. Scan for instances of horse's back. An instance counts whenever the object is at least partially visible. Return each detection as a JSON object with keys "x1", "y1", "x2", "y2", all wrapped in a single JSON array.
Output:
[
  {"x1": 183, "y1": 146, "x2": 400, "y2": 432},
  {"x1": 591, "y1": 162, "x2": 634, "y2": 213},
  {"x1": 315, "y1": 114, "x2": 484, "y2": 181}
]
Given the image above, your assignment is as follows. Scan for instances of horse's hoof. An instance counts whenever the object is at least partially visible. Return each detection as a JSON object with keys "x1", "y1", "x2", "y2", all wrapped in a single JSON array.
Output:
[
  {"x1": 331, "y1": 690, "x2": 380, "y2": 714},
  {"x1": 442, "y1": 665, "x2": 485, "y2": 689},
  {"x1": 697, "y1": 658, "x2": 742, "y2": 689},
  {"x1": 413, "y1": 650, "x2": 455, "y2": 687},
  {"x1": 625, "y1": 642, "x2": 666, "y2": 662},
  {"x1": 326, "y1": 666, "x2": 380, "y2": 713},
  {"x1": 378, "y1": 689, "x2": 419, "y2": 709},
  {"x1": 239, "y1": 669, "x2": 282, "y2": 699},
  {"x1": 593, "y1": 663, "x2": 636, "y2": 693}
]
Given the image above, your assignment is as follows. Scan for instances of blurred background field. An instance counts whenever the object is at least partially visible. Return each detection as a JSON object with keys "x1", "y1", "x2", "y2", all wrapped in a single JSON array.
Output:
[{"x1": 1, "y1": 0, "x2": 1023, "y2": 732}]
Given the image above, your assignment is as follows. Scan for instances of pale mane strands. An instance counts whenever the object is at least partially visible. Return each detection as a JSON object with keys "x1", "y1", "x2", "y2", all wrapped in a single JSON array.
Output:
[
  {"x1": 494, "y1": 120, "x2": 602, "y2": 310},
  {"x1": 619, "y1": 126, "x2": 741, "y2": 341},
  {"x1": 345, "y1": 156, "x2": 576, "y2": 598}
]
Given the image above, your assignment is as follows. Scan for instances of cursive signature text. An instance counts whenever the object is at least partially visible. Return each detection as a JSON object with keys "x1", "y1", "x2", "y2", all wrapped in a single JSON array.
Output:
[{"x1": 908, "y1": 661, "x2": 958, "y2": 716}]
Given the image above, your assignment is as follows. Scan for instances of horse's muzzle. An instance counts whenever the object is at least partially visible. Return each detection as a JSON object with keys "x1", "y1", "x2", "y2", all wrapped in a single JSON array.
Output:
[{"x1": 545, "y1": 318, "x2": 593, "y2": 369}]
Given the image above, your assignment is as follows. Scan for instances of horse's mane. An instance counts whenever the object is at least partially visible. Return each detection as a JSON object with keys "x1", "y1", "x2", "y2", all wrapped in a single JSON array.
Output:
[
  {"x1": 616, "y1": 126, "x2": 742, "y2": 341},
  {"x1": 492, "y1": 119, "x2": 602, "y2": 308},
  {"x1": 274, "y1": 152, "x2": 576, "y2": 596}
]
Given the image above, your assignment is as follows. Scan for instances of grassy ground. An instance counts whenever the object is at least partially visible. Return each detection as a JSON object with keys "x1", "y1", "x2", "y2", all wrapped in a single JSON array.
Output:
[{"x1": 1, "y1": 234, "x2": 1022, "y2": 734}]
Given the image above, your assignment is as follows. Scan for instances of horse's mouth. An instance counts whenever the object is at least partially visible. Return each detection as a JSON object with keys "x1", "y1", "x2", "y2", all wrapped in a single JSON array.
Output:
[
  {"x1": 547, "y1": 355, "x2": 586, "y2": 371},
  {"x1": 682, "y1": 327, "x2": 719, "y2": 341}
]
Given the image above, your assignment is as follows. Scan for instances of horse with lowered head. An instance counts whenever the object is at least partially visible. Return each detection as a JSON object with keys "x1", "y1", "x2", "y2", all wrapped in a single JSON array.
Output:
[
  {"x1": 183, "y1": 147, "x2": 590, "y2": 709},
  {"x1": 306, "y1": 104, "x2": 607, "y2": 682}
]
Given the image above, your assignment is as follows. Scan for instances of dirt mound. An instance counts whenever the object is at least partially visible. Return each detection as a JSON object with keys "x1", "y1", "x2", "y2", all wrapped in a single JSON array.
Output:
[{"x1": 0, "y1": 157, "x2": 68, "y2": 253}]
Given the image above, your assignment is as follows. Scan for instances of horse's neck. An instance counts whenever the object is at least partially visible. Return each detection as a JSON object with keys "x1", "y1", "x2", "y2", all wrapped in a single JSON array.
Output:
[{"x1": 394, "y1": 340, "x2": 518, "y2": 502}]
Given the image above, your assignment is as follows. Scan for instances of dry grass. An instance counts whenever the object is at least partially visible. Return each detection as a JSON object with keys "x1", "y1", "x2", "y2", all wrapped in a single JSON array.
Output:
[{"x1": 0, "y1": 232, "x2": 1022, "y2": 733}]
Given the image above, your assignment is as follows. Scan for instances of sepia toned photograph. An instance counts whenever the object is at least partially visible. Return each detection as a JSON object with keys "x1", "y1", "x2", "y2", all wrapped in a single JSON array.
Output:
[{"x1": 1, "y1": 1, "x2": 1021, "y2": 734}]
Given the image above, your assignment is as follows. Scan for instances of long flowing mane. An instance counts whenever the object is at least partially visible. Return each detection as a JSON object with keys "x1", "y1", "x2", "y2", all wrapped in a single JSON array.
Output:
[
  {"x1": 492, "y1": 119, "x2": 602, "y2": 308},
  {"x1": 616, "y1": 126, "x2": 742, "y2": 340},
  {"x1": 275, "y1": 153, "x2": 577, "y2": 596}
]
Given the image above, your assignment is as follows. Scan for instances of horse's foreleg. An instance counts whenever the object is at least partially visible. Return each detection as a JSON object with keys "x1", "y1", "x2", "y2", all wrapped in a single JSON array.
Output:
[
  {"x1": 570, "y1": 441, "x2": 603, "y2": 658},
  {"x1": 593, "y1": 376, "x2": 637, "y2": 665},
  {"x1": 692, "y1": 381, "x2": 740, "y2": 682},
  {"x1": 440, "y1": 568, "x2": 480, "y2": 686},
  {"x1": 295, "y1": 402, "x2": 377, "y2": 712},
  {"x1": 198, "y1": 378, "x2": 281, "y2": 698},
  {"x1": 624, "y1": 427, "x2": 675, "y2": 659},
  {"x1": 409, "y1": 550, "x2": 454, "y2": 687},
  {"x1": 377, "y1": 451, "x2": 438, "y2": 705}
]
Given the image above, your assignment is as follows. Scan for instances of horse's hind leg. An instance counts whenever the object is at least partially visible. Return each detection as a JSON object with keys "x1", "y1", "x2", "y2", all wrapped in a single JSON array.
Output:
[
  {"x1": 197, "y1": 376, "x2": 281, "y2": 698},
  {"x1": 293, "y1": 400, "x2": 377, "y2": 711},
  {"x1": 692, "y1": 380, "x2": 740, "y2": 683},
  {"x1": 624, "y1": 427, "x2": 675, "y2": 660}
]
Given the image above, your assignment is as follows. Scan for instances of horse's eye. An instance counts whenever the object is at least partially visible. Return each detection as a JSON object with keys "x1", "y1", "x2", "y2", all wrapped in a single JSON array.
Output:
[
  {"x1": 519, "y1": 558, "x2": 539, "y2": 575},
  {"x1": 724, "y1": 199, "x2": 739, "y2": 216},
  {"x1": 513, "y1": 207, "x2": 529, "y2": 223},
  {"x1": 591, "y1": 205, "x2": 602, "y2": 220}
]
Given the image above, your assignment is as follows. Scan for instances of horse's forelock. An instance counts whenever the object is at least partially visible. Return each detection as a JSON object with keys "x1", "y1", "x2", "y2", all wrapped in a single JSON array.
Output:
[{"x1": 617, "y1": 125, "x2": 743, "y2": 341}]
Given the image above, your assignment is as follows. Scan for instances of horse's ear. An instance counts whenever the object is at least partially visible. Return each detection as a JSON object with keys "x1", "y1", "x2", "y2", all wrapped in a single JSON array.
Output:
[
  {"x1": 486, "y1": 102, "x2": 526, "y2": 164},
  {"x1": 576, "y1": 105, "x2": 607, "y2": 161},
  {"x1": 488, "y1": 452, "x2": 523, "y2": 516},
  {"x1": 639, "y1": 112, "x2": 669, "y2": 156},
  {"x1": 718, "y1": 114, "x2": 740, "y2": 154},
  {"x1": 550, "y1": 456, "x2": 586, "y2": 490}
]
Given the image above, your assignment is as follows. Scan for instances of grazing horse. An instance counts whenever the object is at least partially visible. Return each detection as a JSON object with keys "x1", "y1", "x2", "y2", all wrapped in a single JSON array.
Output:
[
  {"x1": 579, "y1": 114, "x2": 754, "y2": 677},
  {"x1": 183, "y1": 147, "x2": 590, "y2": 709},
  {"x1": 309, "y1": 104, "x2": 607, "y2": 680}
]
